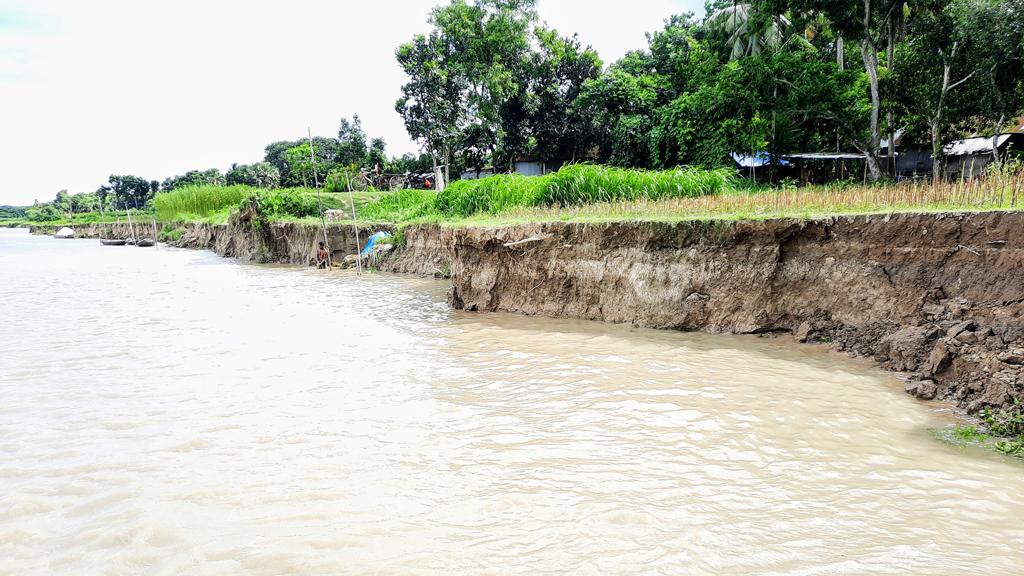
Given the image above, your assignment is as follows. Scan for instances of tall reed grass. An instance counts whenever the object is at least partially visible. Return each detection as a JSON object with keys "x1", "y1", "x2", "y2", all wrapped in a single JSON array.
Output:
[
  {"x1": 542, "y1": 164, "x2": 735, "y2": 206},
  {"x1": 435, "y1": 174, "x2": 549, "y2": 217},
  {"x1": 154, "y1": 185, "x2": 251, "y2": 220}
]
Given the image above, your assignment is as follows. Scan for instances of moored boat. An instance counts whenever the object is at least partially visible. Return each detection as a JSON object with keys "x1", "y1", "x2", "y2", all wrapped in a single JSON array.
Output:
[
  {"x1": 136, "y1": 238, "x2": 156, "y2": 247},
  {"x1": 100, "y1": 239, "x2": 127, "y2": 246}
]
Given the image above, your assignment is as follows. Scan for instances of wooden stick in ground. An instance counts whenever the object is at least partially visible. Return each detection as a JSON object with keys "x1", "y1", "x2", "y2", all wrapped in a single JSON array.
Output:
[
  {"x1": 125, "y1": 205, "x2": 137, "y2": 242},
  {"x1": 307, "y1": 127, "x2": 331, "y2": 268},
  {"x1": 347, "y1": 176, "x2": 362, "y2": 275}
]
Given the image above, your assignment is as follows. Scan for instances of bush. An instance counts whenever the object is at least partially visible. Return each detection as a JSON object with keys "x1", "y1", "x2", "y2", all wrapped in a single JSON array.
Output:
[
  {"x1": 159, "y1": 224, "x2": 183, "y2": 242},
  {"x1": 25, "y1": 204, "x2": 63, "y2": 222},
  {"x1": 980, "y1": 403, "x2": 1024, "y2": 437},
  {"x1": 246, "y1": 188, "x2": 324, "y2": 219}
]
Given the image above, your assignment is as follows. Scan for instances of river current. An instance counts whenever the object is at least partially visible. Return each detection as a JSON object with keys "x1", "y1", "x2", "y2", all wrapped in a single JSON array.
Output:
[{"x1": 1, "y1": 228, "x2": 1022, "y2": 575}]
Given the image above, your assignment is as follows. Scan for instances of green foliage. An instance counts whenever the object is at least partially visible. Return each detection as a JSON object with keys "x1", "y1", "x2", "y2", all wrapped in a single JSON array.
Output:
[
  {"x1": 338, "y1": 115, "x2": 369, "y2": 166},
  {"x1": 154, "y1": 185, "x2": 251, "y2": 220},
  {"x1": 25, "y1": 203, "x2": 62, "y2": 222},
  {"x1": 226, "y1": 162, "x2": 281, "y2": 188},
  {"x1": 161, "y1": 169, "x2": 224, "y2": 191},
  {"x1": 980, "y1": 403, "x2": 1024, "y2": 438},
  {"x1": 385, "y1": 152, "x2": 434, "y2": 175},
  {"x1": 324, "y1": 165, "x2": 361, "y2": 193},
  {"x1": 994, "y1": 437, "x2": 1024, "y2": 456},
  {"x1": 245, "y1": 188, "x2": 325, "y2": 219},
  {"x1": 0, "y1": 205, "x2": 28, "y2": 220},
  {"x1": 952, "y1": 425, "x2": 987, "y2": 442},
  {"x1": 979, "y1": 402, "x2": 1024, "y2": 458},
  {"x1": 108, "y1": 174, "x2": 158, "y2": 209},
  {"x1": 159, "y1": 224, "x2": 184, "y2": 242}
]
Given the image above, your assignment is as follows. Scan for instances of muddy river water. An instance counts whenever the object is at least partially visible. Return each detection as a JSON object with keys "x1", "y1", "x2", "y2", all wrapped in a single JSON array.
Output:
[{"x1": 1, "y1": 227, "x2": 1022, "y2": 575}]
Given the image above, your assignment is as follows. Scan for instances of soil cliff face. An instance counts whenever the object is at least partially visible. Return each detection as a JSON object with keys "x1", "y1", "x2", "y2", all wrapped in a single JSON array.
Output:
[
  {"x1": 439, "y1": 213, "x2": 1024, "y2": 412},
  {"x1": 176, "y1": 219, "x2": 388, "y2": 266}
]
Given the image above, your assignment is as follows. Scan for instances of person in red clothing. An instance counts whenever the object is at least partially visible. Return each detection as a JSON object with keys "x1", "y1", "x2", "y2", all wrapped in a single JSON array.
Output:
[{"x1": 316, "y1": 241, "x2": 330, "y2": 269}]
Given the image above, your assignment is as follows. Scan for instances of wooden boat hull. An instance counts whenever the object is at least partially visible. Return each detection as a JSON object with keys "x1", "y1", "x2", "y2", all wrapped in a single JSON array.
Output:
[
  {"x1": 100, "y1": 239, "x2": 127, "y2": 246},
  {"x1": 136, "y1": 239, "x2": 156, "y2": 247}
]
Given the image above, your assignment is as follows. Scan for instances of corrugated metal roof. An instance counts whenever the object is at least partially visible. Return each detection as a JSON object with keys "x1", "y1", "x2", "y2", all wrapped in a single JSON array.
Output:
[
  {"x1": 784, "y1": 153, "x2": 866, "y2": 160},
  {"x1": 943, "y1": 134, "x2": 1010, "y2": 156},
  {"x1": 881, "y1": 128, "x2": 906, "y2": 150},
  {"x1": 730, "y1": 152, "x2": 791, "y2": 168}
]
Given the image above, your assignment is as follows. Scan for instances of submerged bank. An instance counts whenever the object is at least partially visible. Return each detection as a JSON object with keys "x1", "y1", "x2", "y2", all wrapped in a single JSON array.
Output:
[{"x1": 32, "y1": 211, "x2": 1024, "y2": 414}]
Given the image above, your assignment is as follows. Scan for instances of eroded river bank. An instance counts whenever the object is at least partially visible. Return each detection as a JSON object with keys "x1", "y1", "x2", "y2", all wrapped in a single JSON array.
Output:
[
  {"x1": 37, "y1": 210, "x2": 1024, "y2": 414},
  {"x1": 3, "y1": 227, "x2": 1023, "y2": 575}
]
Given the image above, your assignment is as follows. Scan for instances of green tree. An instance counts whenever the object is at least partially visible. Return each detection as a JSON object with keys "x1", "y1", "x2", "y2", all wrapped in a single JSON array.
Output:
[
  {"x1": 162, "y1": 169, "x2": 224, "y2": 191},
  {"x1": 770, "y1": 0, "x2": 910, "y2": 181},
  {"x1": 574, "y1": 51, "x2": 667, "y2": 167},
  {"x1": 108, "y1": 175, "x2": 155, "y2": 208},
  {"x1": 366, "y1": 138, "x2": 388, "y2": 171},
  {"x1": 396, "y1": 31, "x2": 466, "y2": 186},
  {"x1": 527, "y1": 27, "x2": 602, "y2": 165},
  {"x1": 53, "y1": 190, "x2": 72, "y2": 216},
  {"x1": 397, "y1": 0, "x2": 538, "y2": 183},
  {"x1": 954, "y1": 0, "x2": 1024, "y2": 166},
  {"x1": 891, "y1": 0, "x2": 990, "y2": 175},
  {"x1": 226, "y1": 162, "x2": 281, "y2": 188},
  {"x1": 706, "y1": 3, "x2": 789, "y2": 60},
  {"x1": 69, "y1": 192, "x2": 98, "y2": 214},
  {"x1": 337, "y1": 115, "x2": 369, "y2": 166}
]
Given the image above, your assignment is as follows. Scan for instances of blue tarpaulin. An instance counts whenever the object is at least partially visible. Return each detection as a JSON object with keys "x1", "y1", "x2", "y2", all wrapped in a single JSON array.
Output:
[{"x1": 360, "y1": 231, "x2": 392, "y2": 256}]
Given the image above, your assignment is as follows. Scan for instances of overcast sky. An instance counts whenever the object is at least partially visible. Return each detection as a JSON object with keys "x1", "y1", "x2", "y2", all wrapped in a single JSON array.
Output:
[{"x1": 0, "y1": 0, "x2": 704, "y2": 205}]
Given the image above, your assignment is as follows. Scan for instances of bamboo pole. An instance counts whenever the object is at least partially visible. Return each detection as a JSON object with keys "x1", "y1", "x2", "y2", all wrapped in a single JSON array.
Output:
[
  {"x1": 307, "y1": 127, "x2": 332, "y2": 268},
  {"x1": 125, "y1": 203, "x2": 137, "y2": 243},
  {"x1": 347, "y1": 174, "x2": 363, "y2": 275}
]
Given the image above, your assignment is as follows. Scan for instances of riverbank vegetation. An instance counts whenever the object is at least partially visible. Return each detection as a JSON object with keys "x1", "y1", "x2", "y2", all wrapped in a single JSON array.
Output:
[
  {"x1": 359, "y1": 164, "x2": 1024, "y2": 225},
  {"x1": 937, "y1": 403, "x2": 1024, "y2": 458},
  {"x1": 8, "y1": 163, "x2": 1024, "y2": 229}
]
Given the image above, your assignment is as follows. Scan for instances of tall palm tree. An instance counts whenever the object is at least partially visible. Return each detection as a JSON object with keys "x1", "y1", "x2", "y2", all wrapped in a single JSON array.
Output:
[{"x1": 707, "y1": 3, "x2": 790, "y2": 60}]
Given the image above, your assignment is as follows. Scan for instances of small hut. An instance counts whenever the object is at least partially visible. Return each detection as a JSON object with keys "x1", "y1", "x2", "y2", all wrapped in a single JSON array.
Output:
[{"x1": 942, "y1": 134, "x2": 1024, "y2": 180}]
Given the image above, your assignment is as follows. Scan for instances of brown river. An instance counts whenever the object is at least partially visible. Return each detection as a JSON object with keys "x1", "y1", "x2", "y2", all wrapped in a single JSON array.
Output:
[{"x1": 1, "y1": 228, "x2": 1022, "y2": 575}]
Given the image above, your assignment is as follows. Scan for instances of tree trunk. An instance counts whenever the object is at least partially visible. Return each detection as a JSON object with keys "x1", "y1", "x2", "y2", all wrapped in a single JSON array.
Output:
[
  {"x1": 886, "y1": 13, "x2": 896, "y2": 178},
  {"x1": 861, "y1": 38, "x2": 883, "y2": 182},
  {"x1": 931, "y1": 117, "x2": 944, "y2": 182},
  {"x1": 860, "y1": 0, "x2": 883, "y2": 182},
  {"x1": 931, "y1": 42, "x2": 974, "y2": 182}
]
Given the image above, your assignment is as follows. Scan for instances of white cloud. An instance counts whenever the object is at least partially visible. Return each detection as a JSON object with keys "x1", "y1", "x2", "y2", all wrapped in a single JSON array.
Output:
[{"x1": 0, "y1": 0, "x2": 703, "y2": 205}]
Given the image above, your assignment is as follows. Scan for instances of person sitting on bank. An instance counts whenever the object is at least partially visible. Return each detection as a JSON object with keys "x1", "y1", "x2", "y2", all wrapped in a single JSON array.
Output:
[{"x1": 316, "y1": 242, "x2": 330, "y2": 269}]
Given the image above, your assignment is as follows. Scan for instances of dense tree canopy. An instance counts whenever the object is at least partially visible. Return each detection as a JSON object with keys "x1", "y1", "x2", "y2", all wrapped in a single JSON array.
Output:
[{"x1": 396, "y1": 0, "x2": 1024, "y2": 181}]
